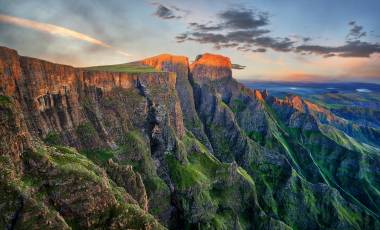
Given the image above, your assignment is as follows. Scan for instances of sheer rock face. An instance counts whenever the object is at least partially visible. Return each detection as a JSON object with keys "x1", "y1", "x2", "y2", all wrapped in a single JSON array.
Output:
[
  {"x1": 190, "y1": 53, "x2": 232, "y2": 81},
  {"x1": 0, "y1": 96, "x2": 31, "y2": 172},
  {"x1": 0, "y1": 47, "x2": 21, "y2": 96},
  {"x1": 141, "y1": 54, "x2": 213, "y2": 151},
  {"x1": 0, "y1": 47, "x2": 184, "y2": 148}
]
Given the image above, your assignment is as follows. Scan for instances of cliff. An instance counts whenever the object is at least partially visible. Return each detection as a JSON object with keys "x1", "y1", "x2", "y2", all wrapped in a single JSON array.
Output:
[
  {"x1": 141, "y1": 54, "x2": 213, "y2": 152},
  {"x1": 190, "y1": 53, "x2": 232, "y2": 81},
  {"x1": 1, "y1": 46, "x2": 380, "y2": 229},
  {"x1": 0, "y1": 46, "x2": 182, "y2": 229}
]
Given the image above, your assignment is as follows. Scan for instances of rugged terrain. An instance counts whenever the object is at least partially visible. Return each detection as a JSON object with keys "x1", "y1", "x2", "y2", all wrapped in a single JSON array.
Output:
[{"x1": 0, "y1": 46, "x2": 380, "y2": 229}]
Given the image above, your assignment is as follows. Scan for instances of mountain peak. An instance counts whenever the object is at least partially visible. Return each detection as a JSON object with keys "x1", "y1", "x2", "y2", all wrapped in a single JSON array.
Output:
[
  {"x1": 140, "y1": 54, "x2": 189, "y2": 71},
  {"x1": 190, "y1": 53, "x2": 232, "y2": 80},
  {"x1": 191, "y1": 53, "x2": 232, "y2": 69}
]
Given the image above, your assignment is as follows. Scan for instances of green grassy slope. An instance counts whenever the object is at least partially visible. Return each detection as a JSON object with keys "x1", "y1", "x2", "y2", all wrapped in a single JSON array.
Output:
[{"x1": 84, "y1": 62, "x2": 160, "y2": 73}]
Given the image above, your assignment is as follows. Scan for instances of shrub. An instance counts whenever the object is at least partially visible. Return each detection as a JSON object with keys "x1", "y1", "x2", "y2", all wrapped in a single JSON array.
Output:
[{"x1": 44, "y1": 131, "x2": 62, "y2": 146}]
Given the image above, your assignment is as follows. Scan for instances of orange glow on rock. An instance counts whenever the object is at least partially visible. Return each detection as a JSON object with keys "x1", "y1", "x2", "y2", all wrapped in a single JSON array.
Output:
[
  {"x1": 254, "y1": 90, "x2": 264, "y2": 101},
  {"x1": 141, "y1": 54, "x2": 189, "y2": 71},
  {"x1": 190, "y1": 53, "x2": 232, "y2": 70}
]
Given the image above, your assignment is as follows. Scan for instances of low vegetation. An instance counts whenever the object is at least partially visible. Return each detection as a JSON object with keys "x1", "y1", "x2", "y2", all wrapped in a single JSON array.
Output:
[{"x1": 84, "y1": 62, "x2": 160, "y2": 73}]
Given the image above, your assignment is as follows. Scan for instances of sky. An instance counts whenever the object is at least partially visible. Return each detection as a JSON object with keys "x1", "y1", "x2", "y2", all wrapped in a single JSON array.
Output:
[{"x1": 0, "y1": 0, "x2": 379, "y2": 82}]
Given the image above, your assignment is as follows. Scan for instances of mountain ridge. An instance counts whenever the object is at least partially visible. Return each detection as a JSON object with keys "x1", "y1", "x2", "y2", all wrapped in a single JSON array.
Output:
[{"x1": 1, "y1": 46, "x2": 379, "y2": 229}]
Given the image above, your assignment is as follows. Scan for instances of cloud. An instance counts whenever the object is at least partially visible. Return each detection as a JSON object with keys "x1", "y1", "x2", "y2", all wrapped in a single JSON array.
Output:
[
  {"x1": 152, "y1": 3, "x2": 187, "y2": 20},
  {"x1": 187, "y1": 8, "x2": 269, "y2": 33},
  {"x1": 290, "y1": 35, "x2": 312, "y2": 43},
  {"x1": 175, "y1": 7, "x2": 295, "y2": 53},
  {"x1": 303, "y1": 37, "x2": 312, "y2": 42},
  {"x1": 296, "y1": 40, "x2": 380, "y2": 58},
  {"x1": 189, "y1": 22, "x2": 223, "y2": 31},
  {"x1": 252, "y1": 37, "x2": 294, "y2": 52},
  {"x1": 154, "y1": 4, "x2": 178, "y2": 19},
  {"x1": 175, "y1": 6, "x2": 379, "y2": 59},
  {"x1": 218, "y1": 8, "x2": 269, "y2": 30},
  {"x1": 347, "y1": 21, "x2": 366, "y2": 40},
  {"x1": 226, "y1": 29, "x2": 270, "y2": 43},
  {"x1": 0, "y1": 13, "x2": 129, "y2": 56},
  {"x1": 184, "y1": 32, "x2": 228, "y2": 46},
  {"x1": 176, "y1": 28, "x2": 292, "y2": 53},
  {"x1": 296, "y1": 21, "x2": 379, "y2": 58},
  {"x1": 175, "y1": 33, "x2": 189, "y2": 43},
  {"x1": 237, "y1": 45, "x2": 266, "y2": 52},
  {"x1": 232, "y1": 63, "x2": 246, "y2": 70}
]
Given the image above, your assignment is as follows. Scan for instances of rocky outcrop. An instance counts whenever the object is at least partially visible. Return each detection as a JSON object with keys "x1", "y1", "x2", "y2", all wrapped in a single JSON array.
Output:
[
  {"x1": 141, "y1": 54, "x2": 213, "y2": 152},
  {"x1": 106, "y1": 159, "x2": 149, "y2": 211},
  {"x1": 190, "y1": 53, "x2": 232, "y2": 81}
]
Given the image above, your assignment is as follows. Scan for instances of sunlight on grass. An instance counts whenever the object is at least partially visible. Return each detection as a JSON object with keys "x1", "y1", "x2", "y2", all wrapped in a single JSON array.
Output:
[{"x1": 84, "y1": 62, "x2": 160, "y2": 73}]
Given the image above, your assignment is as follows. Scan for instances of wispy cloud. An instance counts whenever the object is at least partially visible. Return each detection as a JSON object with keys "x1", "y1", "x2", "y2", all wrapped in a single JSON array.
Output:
[{"x1": 0, "y1": 13, "x2": 129, "y2": 57}]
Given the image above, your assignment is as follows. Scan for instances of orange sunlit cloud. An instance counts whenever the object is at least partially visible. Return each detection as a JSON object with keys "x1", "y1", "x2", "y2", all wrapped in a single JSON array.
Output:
[{"x1": 0, "y1": 14, "x2": 129, "y2": 57}]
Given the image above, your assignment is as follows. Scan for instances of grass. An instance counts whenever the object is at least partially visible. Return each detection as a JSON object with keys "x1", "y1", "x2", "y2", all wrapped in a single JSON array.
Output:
[
  {"x1": 167, "y1": 133, "x2": 223, "y2": 190},
  {"x1": 76, "y1": 122, "x2": 97, "y2": 146},
  {"x1": 166, "y1": 134, "x2": 262, "y2": 228},
  {"x1": 43, "y1": 131, "x2": 62, "y2": 146},
  {"x1": 320, "y1": 124, "x2": 379, "y2": 154},
  {"x1": 81, "y1": 148, "x2": 116, "y2": 164},
  {"x1": 0, "y1": 95, "x2": 11, "y2": 106},
  {"x1": 84, "y1": 62, "x2": 160, "y2": 73},
  {"x1": 166, "y1": 154, "x2": 210, "y2": 189},
  {"x1": 246, "y1": 131, "x2": 265, "y2": 145},
  {"x1": 237, "y1": 167, "x2": 255, "y2": 186},
  {"x1": 230, "y1": 98, "x2": 246, "y2": 113}
]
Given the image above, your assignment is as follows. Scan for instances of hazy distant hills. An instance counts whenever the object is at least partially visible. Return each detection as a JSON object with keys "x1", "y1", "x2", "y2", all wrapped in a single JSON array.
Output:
[{"x1": 242, "y1": 81, "x2": 380, "y2": 129}]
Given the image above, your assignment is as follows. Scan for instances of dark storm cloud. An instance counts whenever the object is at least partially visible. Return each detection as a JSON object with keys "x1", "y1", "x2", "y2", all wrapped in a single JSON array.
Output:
[{"x1": 296, "y1": 40, "x2": 380, "y2": 57}]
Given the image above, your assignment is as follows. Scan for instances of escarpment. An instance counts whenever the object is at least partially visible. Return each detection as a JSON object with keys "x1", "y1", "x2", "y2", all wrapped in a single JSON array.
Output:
[
  {"x1": 141, "y1": 54, "x2": 213, "y2": 152},
  {"x1": 1, "y1": 46, "x2": 380, "y2": 229},
  {"x1": 0, "y1": 48, "x2": 183, "y2": 146}
]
